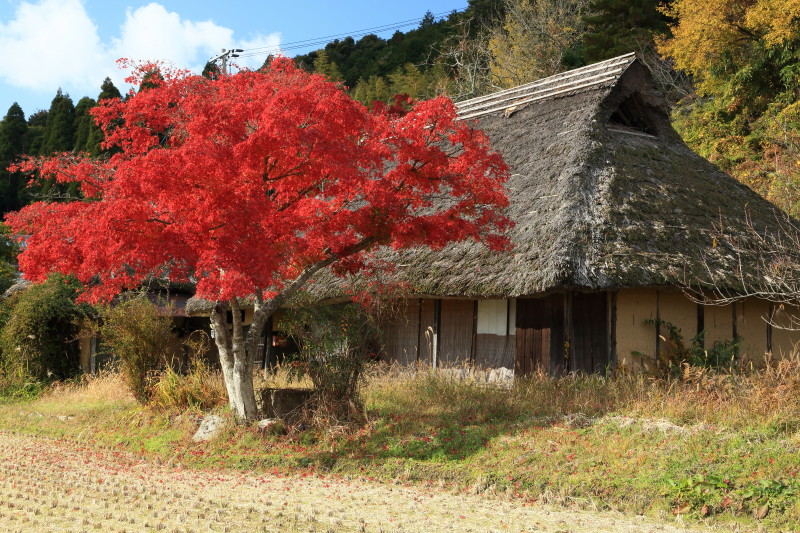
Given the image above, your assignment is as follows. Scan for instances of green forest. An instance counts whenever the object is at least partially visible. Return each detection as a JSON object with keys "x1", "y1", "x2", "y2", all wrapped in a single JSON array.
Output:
[{"x1": 2, "y1": 0, "x2": 799, "y2": 218}]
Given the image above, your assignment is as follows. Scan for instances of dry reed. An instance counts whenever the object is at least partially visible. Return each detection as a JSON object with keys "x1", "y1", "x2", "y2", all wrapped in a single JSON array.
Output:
[{"x1": 363, "y1": 355, "x2": 800, "y2": 431}]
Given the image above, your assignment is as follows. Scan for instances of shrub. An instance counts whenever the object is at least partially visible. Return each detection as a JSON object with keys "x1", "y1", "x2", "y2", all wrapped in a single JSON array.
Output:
[
  {"x1": 278, "y1": 302, "x2": 381, "y2": 423},
  {"x1": 641, "y1": 318, "x2": 741, "y2": 375},
  {"x1": 0, "y1": 223, "x2": 19, "y2": 295},
  {"x1": 99, "y1": 294, "x2": 176, "y2": 403},
  {"x1": 0, "y1": 274, "x2": 91, "y2": 386},
  {"x1": 149, "y1": 331, "x2": 227, "y2": 410}
]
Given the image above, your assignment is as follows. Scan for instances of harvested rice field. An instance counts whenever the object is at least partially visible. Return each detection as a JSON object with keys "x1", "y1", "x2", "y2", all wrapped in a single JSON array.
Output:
[{"x1": 0, "y1": 431, "x2": 718, "y2": 532}]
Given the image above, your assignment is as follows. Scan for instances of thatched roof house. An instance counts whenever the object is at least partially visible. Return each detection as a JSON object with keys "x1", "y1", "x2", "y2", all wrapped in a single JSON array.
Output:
[
  {"x1": 187, "y1": 53, "x2": 796, "y2": 374},
  {"x1": 312, "y1": 53, "x2": 797, "y2": 373}
]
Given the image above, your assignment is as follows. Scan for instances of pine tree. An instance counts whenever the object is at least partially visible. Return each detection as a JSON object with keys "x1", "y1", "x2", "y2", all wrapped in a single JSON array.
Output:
[
  {"x1": 0, "y1": 103, "x2": 29, "y2": 214},
  {"x1": 86, "y1": 78, "x2": 123, "y2": 155},
  {"x1": 0, "y1": 103, "x2": 27, "y2": 159},
  {"x1": 72, "y1": 97, "x2": 97, "y2": 154},
  {"x1": 24, "y1": 110, "x2": 47, "y2": 156},
  {"x1": 420, "y1": 10, "x2": 436, "y2": 28},
  {"x1": 202, "y1": 61, "x2": 222, "y2": 80},
  {"x1": 352, "y1": 75, "x2": 391, "y2": 106},
  {"x1": 98, "y1": 77, "x2": 122, "y2": 101},
  {"x1": 41, "y1": 89, "x2": 76, "y2": 154},
  {"x1": 36, "y1": 90, "x2": 78, "y2": 200}
]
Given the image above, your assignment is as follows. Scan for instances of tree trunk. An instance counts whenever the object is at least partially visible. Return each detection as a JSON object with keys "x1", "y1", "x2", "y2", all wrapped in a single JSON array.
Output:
[
  {"x1": 210, "y1": 303, "x2": 237, "y2": 412},
  {"x1": 208, "y1": 240, "x2": 374, "y2": 421},
  {"x1": 210, "y1": 300, "x2": 258, "y2": 420}
]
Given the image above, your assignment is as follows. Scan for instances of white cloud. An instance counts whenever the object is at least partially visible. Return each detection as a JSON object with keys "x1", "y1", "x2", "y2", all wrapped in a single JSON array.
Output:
[
  {"x1": 112, "y1": 3, "x2": 233, "y2": 67},
  {"x1": 113, "y1": 3, "x2": 282, "y2": 73},
  {"x1": 0, "y1": 0, "x2": 281, "y2": 103},
  {"x1": 0, "y1": 0, "x2": 108, "y2": 92}
]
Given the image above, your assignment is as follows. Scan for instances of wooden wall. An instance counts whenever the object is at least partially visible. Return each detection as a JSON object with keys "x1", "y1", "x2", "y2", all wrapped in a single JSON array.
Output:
[
  {"x1": 768, "y1": 303, "x2": 800, "y2": 358},
  {"x1": 572, "y1": 292, "x2": 609, "y2": 373},
  {"x1": 615, "y1": 289, "x2": 658, "y2": 371},
  {"x1": 382, "y1": 300, "x2": 421, "y2": 365},
  {"x1": 381, "y1": 290, "x2": 794, "y2": 373},
  {"x1": 615, "y1": 289, "x2": 791, "y2": 369},
  {"x1": 438, "y1": 300, "x2": 475, "y2": 365},
  {"x1": 475, "y1": 299, "x2": 515, "y2": 368},
  {"x1": 381, "y1": 298, "x2": 515, "y2": 368},
  {"x1": 515, "y1": 295, "x2": 564, "y2": 374}
]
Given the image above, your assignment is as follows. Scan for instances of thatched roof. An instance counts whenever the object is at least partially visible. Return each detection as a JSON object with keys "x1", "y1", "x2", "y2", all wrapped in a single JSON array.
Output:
[{"x1": 306, "y1": 52, "x2": 785, "y2": 299}]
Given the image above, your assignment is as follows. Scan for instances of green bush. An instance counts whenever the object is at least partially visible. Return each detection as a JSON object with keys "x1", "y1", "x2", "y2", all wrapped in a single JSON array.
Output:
[
  {"x1": 100, "y1": 294, "x2": 177, "y2": 403},
  {"x1": 278, "y1": 302, "x2": 380, "y2": 422},
  {"x1": 641, "y1": 318, "x2": 741, "y2": 375},
  {"x1": 0, "y1": 223, "x2": 19, "y2": 295},
  {"x1": 0, "y1": 274, "x2": 91, "y2": 386}
]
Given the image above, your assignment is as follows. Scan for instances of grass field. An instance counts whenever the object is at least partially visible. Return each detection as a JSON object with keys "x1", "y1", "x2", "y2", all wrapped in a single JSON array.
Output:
[{"x1": 0, "y1": 360, "x2": 798, "y2": 532}]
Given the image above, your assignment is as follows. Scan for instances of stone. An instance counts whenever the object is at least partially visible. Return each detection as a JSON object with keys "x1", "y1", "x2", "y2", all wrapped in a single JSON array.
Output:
[
  {"x1": 260, "y1": 388, "x2": 314, "y2": 422},
  {"x1": 256, "y1": 418, "x2": 285, "y2": 435},
  {"x1": 192, "y1": 414, "x2": 226, "y2": 442},
  {"x1": 487, "y1": 367, "x2": 514, "y2": 384},
  {"x1": 440, "y1": 368, "x2": 469, "y2": 380}
]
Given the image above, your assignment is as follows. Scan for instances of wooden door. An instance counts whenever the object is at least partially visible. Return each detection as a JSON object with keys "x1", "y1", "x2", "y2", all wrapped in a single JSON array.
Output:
[
  {"x1": 438, "y1": 299, "x2": 475, "y2": 366},
  {"x1": 515, "y1": 295, "x2": 565, "y2": 375},
  {"x1": 571, "y1": 292, "x2": 609, "y2": 373}
]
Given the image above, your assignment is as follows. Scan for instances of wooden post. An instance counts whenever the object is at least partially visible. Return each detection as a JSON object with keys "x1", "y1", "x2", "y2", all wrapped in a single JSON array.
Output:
[
  {"x1": 433, "y1": 299, "x2": 441, "y2": 368},
  {"x1": 608, "y1": 291, "x2": 617, "y2": 371},
  {"x1": 767, "y1": 303, "x2": 774, "y2": 355},
  {"x1": 471, "y1": 300, "x2": 478, "y2": 365},
  {"x1": 654, "y1": 290, "x2": 661, "y2": 369},
  {"x1": 262, "y1": 315, "x2": 273, "y2": 371},
  {"x1": 416, "y1": 298, "x2": 423, "y2": 363},
  {"x1": 564, "y1": 291, "x2": 573, "y2": 373},
  {"x1": 696, "y1": 303, "x2": 705, "y2": 349}
]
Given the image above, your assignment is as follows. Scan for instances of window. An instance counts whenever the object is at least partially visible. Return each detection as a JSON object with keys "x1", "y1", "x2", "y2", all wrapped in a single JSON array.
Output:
[{"x1": 477, "y1": 299, "x2": 515, "y2": 335}]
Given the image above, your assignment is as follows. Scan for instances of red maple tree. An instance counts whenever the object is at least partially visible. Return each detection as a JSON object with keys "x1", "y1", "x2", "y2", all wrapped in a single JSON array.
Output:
[{"x1": 6, "y1": 58, "x2": 510, "y2": 419}]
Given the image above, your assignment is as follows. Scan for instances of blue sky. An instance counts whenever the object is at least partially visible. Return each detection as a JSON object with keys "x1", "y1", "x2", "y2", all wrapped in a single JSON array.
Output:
[{"x1": 0, "y1": 0, "x2": 468, "y2": 117}]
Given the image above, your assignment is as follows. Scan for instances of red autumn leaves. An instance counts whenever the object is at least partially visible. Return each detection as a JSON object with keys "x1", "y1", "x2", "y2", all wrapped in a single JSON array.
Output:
[{"x1": 7, "y1": 57, "x2": 510, "y2": 303}]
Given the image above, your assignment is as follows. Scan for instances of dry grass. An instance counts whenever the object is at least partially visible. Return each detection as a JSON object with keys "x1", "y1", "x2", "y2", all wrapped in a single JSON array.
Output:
[
  {"x1": 36, "y1": 372, "x2": 135, "y2": 411},
  {"x1": 364, "y1": 355, "x2": 800, "y2": 431},
  {"x1": 149, "y1": 361, "x2": 228, "y2": 411},
  {"x1": 623, "y1": 355, "x2": 800, "y2": 429}
]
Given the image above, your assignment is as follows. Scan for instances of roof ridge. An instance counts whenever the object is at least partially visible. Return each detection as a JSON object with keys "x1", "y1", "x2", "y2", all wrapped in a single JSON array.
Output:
[{"x1": 455, "y1": 52, "x2": 637, "y2": 120}]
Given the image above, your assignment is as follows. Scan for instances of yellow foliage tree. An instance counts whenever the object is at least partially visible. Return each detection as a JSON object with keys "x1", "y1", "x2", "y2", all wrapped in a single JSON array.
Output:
[
  {"x1": 659, "y1": 0, "x2": 800, "y2": 95},
  {"x1": 488, "y1": 0, "x2": 590, "y2": 88},
  {"x1": 661, "y1": 0, "x2": 800, "y2": 214}
]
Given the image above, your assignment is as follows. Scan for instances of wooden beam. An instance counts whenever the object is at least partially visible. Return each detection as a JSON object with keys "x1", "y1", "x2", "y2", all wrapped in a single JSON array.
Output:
[
  {"x1": 433, "y1": 299, "x2": 441, "y2": 368},
  {"x1": 608, "y1": 291, "x2": 617, "y2": 371},
  {"x1": 471, "y1": 300, "x2": 478, "y2": 365},
  {"x1": 696, "y1": 303, "x2": 705, "y2": 349},
  {"x1": 564, "y1": 291, "x2": 574, "y2": 373},
  {"x1": 767, "y1": 303, "x2": 774, "y2": 355},
  {"x1": 655, "y1": 290, "x2": 661, "y2": 369},
  {"x1": 416, "y1": 298, "x2": 422, "y2": 363}
]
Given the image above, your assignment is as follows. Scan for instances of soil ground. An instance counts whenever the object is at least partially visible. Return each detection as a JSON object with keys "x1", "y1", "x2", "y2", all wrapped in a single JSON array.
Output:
[{"x1": 0, "y1": 431, "x2": 720, "y2": 532}]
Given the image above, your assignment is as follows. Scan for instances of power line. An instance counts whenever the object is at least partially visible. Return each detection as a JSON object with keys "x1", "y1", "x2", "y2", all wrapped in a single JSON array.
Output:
[
  {"x1": 241, "y1": 9, "x2": 459, "y2": 53},
  {"x1": 220, "y1": 7, "x2": 465, "y2": 63}
]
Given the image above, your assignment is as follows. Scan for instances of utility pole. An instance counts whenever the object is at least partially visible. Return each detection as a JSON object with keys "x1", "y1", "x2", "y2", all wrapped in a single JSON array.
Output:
[{"x1": 210, "y1": 48, "x2": 244, "y2": 75}]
